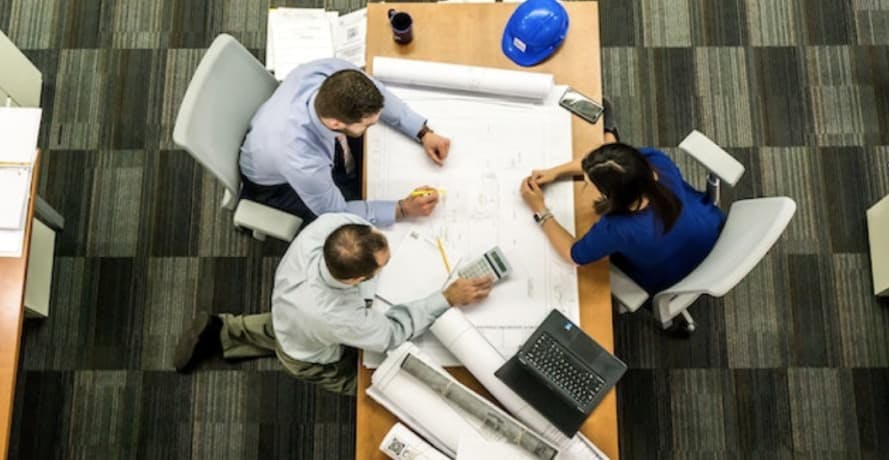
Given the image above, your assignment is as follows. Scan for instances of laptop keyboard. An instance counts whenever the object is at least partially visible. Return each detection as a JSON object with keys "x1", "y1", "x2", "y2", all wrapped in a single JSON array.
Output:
[{"x1": 518, "y1": 332, "x2": 606, "y2": 410}]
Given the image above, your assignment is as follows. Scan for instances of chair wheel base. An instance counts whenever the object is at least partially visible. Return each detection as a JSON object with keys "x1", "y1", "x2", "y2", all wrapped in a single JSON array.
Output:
[{"x1": 662, "y1": 312, "x2": 696, "y2": 339}]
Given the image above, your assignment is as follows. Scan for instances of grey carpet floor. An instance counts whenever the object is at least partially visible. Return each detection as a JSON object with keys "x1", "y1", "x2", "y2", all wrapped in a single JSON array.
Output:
[{"x1": 3, "y1": 0, "x2": 888, "y2": 458}]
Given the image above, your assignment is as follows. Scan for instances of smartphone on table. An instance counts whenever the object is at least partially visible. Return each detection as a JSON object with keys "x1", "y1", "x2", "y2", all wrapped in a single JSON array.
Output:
[{"x1": 558, "y1": 87, "x2": 605, "y2": 124}]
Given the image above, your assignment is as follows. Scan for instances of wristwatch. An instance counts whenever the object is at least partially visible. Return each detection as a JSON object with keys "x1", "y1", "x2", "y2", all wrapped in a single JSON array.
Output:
[
  {"x1": 533, "y1": 209, "x2": 553, "y2": 225},
  {"x1": 417, "y1": 124, "x2": 433, "y2": 141}
]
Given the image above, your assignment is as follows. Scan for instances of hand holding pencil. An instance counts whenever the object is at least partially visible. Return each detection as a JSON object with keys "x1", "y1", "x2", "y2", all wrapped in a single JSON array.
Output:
[{"x1": 397, "y1": 186, "x2": 441, "y2": 219}]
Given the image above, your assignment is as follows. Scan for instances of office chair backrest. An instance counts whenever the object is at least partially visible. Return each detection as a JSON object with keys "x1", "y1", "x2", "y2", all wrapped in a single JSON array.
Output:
[
  {"x1": 653, "y1": 196, "x2": 796, "y2": 319},
  {"x1": 172, "y1": 34, "x2": 278, "y2": 205}
]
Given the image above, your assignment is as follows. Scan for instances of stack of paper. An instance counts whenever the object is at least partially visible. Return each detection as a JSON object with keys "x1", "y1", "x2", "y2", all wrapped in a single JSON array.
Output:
[
  {"x1": 0, "y1": 107, "x2": 41, "y2": 258},
  {"x1": 266, "y1": 7, "x2": 368, "y2": 80}
]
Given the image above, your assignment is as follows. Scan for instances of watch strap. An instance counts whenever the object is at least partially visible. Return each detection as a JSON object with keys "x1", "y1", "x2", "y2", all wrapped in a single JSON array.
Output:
[
  {"x1": 533, "y1": 209, "x2": 553, "y2": 224},
  {"x1": 417, "y1": 124, "x2": 433, "y2": 141}
]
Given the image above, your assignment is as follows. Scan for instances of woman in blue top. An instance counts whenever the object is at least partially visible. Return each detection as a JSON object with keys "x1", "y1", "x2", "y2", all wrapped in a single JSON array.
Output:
[{"x1": 519, "y1": 124, "x2": 724, "y2": 334}]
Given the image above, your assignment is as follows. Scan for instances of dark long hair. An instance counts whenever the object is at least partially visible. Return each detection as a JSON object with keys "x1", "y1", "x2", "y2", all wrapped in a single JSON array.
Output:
[{"x1": 580, "y1": 143, "x2": 682, "y2": 234}]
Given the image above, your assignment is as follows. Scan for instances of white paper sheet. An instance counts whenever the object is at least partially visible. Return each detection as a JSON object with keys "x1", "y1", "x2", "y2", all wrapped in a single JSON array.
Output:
[
  {"x1": 381, "y1": 423, "x2": 450, "y2": 460},
  {"x1": 267, "y1": 7, "x2": 368, "y2": 78},
  {"x1": 373, "y1": 57, "x2": 554, "y2": 101},
  {"x1": 334, "y1": 8, "x2": 368, "y2": 68},
  {"x1": 267, "y1": 8, "x2": 335, "y2": 80},
  {"x1": 376, "y1": 228, "x2": 462, "y2": 306},
  {"x1": 366, "y1": 60, "x2": 578, "y2": 366},
  {"x1": 0, "y1": 107, "x2": 41, "y2": 164},
  {"x1": 0, "y1": 228, "x2": 26, "y2": 258},
  {"x1": 458, "y1": 429, "x2": 520, "y2": 459},
  {"x1": 0, "y1": 168, "x2": 32, "y2": 230}
]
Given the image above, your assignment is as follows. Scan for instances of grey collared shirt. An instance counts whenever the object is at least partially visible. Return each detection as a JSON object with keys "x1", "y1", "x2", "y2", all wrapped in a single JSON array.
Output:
[
  {"x1": 239, "y1": 58, "x2": 427, "y2": 227},
  {"x1": 272, "y1": 213, "x2": 450, "y2": 364}
]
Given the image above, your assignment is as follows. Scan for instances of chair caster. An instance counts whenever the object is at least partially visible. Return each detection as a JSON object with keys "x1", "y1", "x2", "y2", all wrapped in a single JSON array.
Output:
[{"x1": 662, "y1": 311, "x2": 695, "y2": 338}]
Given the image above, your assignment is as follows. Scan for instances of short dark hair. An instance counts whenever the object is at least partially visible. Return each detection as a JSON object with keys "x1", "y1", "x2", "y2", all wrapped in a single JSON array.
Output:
[
  {"x1": 581, "y1": 143, "x2": 683, "y2": 234},
  {"x1": 314, "y1": 69, "x2": 385, "y2": 124},
  {"x1": 323, "y1": 224, "x2": 388, "y2": 280}
]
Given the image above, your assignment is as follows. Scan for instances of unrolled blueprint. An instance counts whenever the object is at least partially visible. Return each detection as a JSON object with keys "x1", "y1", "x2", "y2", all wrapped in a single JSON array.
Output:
[{"x1": 366, "y1": 58, "x2": 580, "y2": 366}]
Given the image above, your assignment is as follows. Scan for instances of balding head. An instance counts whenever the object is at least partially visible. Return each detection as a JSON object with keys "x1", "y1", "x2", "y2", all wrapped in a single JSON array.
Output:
[{"x1": 323, "y1": 224, "x2": 389, "y2": 281}]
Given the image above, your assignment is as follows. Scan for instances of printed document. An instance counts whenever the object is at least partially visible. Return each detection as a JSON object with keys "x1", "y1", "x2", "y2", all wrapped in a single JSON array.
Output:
[{"x1": 267, "y1": 7, "x2": 368, "y2": 79}]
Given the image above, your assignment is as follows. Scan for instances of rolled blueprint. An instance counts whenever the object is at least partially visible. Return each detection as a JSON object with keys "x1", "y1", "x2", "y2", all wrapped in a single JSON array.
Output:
[
  {"x1": 369, "y1": 343, "x2": 558, "y2": 460},
  {"x1": 380, "y1": 423, "x2": 450, "y2": 460},
  {"x1": 373, "y1": 57, "x2": 555, "y2": 101},
  {"x1": 401, "y1": 354, "x2": 557, "y2": 459},
  {"x1": 430, "y1": 308, "x2": 609, "y2": 460}
]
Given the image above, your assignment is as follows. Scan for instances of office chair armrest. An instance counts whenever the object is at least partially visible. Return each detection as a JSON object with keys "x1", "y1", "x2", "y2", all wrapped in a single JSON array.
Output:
[
  {"x1": 679, "y1": 130, "x2": 745, "y2": 186},
  {"x1": 233, "y1": 200, "x2": 301, "y2": 242},
  {"x1": 610, "y1": 265, "x2": 649, "y2": 313}
]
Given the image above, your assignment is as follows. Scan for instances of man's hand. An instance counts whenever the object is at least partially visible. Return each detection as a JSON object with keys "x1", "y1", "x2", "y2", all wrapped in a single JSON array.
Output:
[
  {"x1": 397, "y1": 186, "x2": 440, "y2": 219},
  {"x1": 421, "y1": 132, "x2": 451, "y2": 166},
  {"x1": 519, "y1": 176, "x2": 547, "y2": 213},
  {"x1": 443, "y1": 276, "x2": 494, "y2": 306}
]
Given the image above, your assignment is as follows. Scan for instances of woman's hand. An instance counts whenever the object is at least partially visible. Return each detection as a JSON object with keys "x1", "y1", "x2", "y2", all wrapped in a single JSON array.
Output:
[
  {"x1": 519, "y1": 176, "x2": 547, "y2": 213},
  {"x1": 530, "y1": 168, "x2": 558, "y2": 186}
]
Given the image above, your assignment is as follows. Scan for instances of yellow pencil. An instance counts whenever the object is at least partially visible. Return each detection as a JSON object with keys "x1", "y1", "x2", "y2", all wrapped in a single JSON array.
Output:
[
  {"x1": 435, "y1": 238, "x2": 452, "y2": 273},
  {"x1": 410, "y1": 188, "x2": 446, "y2": 197}
]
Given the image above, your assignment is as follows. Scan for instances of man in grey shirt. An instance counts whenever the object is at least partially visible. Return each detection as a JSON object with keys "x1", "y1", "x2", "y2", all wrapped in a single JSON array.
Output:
[
  {"x1": 173, "y1": 213, "x2": 492, "y2": 395},
  {"x1": 240, "y1": 58, "x2": 452, "y2": 227}
]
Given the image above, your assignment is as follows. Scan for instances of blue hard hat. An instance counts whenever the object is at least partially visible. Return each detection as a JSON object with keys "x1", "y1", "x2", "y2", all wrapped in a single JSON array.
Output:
[{"x1": 502, "y1": 0, "x2": 569, "y2": 67}]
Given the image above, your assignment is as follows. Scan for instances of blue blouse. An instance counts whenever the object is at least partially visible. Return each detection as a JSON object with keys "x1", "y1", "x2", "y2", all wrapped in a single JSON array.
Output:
[{"x1": 570, "y1": 148, "x2": 725, "y2": 294}]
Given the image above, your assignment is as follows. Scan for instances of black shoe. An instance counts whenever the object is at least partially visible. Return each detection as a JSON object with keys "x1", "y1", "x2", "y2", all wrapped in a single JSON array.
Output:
[
  {"x1": 602, "y1": 97, "x2": 620, "y2": 142},
  {"x1": 663, "y1": 314, "x2": 695, "y2": 339},
  {"x1": 173, "y1": 311, "x2": 223, "y2": 373}
]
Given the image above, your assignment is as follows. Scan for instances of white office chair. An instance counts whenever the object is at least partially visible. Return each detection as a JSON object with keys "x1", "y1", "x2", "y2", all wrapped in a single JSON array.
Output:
[
  {"x1": 610, "y1": 130, "x2": 797, "y2": 332},
  {"x1": 173, "y1": 34, "x2": 301, "y2": 242}
]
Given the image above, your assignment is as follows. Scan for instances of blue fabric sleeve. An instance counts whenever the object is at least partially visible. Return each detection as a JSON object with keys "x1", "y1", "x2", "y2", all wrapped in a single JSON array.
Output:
[
  {"x1": 283, "y1": 140, "x2": 398, "y2": 226},
  {"x1": 639, "y1": 148, "x2": 683, "y2": 183},
  {"x1": 370, "y1": 76, "x2": 426, "y2": 140},
  {"x1": 570, "y1": 219, "x2": 622, "y2": 265}
]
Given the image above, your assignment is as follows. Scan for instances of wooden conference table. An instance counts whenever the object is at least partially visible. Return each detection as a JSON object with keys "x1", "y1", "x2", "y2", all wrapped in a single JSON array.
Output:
[
  {"x1": 356, "y1": 3, "x2": 616, "y2": 459},
  {"x1": 0, "y1": 152, "x2": 40, "y2": 458}
]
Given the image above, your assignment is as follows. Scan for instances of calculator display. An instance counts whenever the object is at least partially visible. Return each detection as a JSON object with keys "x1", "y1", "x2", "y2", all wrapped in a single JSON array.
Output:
[{"x1": 489, "y1": 251, "x2": 507, "y2": 273}]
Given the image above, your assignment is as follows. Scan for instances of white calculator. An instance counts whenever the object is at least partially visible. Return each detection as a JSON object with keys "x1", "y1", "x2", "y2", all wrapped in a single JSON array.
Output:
[{"x1": 458, "y1": 246, "x2": 512, "y2": 282}]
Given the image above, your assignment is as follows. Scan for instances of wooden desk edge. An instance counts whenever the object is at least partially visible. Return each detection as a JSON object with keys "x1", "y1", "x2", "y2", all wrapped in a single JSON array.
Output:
[{"x1": 0, "y1": 150, "x2": 41, "y2": 459}]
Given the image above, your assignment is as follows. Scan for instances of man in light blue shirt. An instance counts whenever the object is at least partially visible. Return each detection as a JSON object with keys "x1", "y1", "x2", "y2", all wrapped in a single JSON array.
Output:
[
  {"x1": 239, "y1": 58, "x2": 452, "y2": 227},
  {"x1": 173, "y1": 213, "x2": 493, "y2": 395}
]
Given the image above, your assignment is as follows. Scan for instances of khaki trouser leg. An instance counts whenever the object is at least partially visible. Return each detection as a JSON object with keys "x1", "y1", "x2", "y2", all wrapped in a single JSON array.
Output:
[
  {"x1": 218, "y1": 312, "x2": 357, "y2": 395},
  {"x1": 218, "y1": 313, "x2": 277, "y2": 359},
  {"x1": 275, "y1": 345, "x2": 358, "y2": 396}
]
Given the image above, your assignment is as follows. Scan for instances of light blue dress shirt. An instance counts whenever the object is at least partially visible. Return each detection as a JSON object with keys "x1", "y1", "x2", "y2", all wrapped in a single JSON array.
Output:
[
  {"x1": 272, "y1": 213, "x2": 450, "y2": 364},
  {"x1": 240, "y1": 58, "x2": 427, "y2": 227}
]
